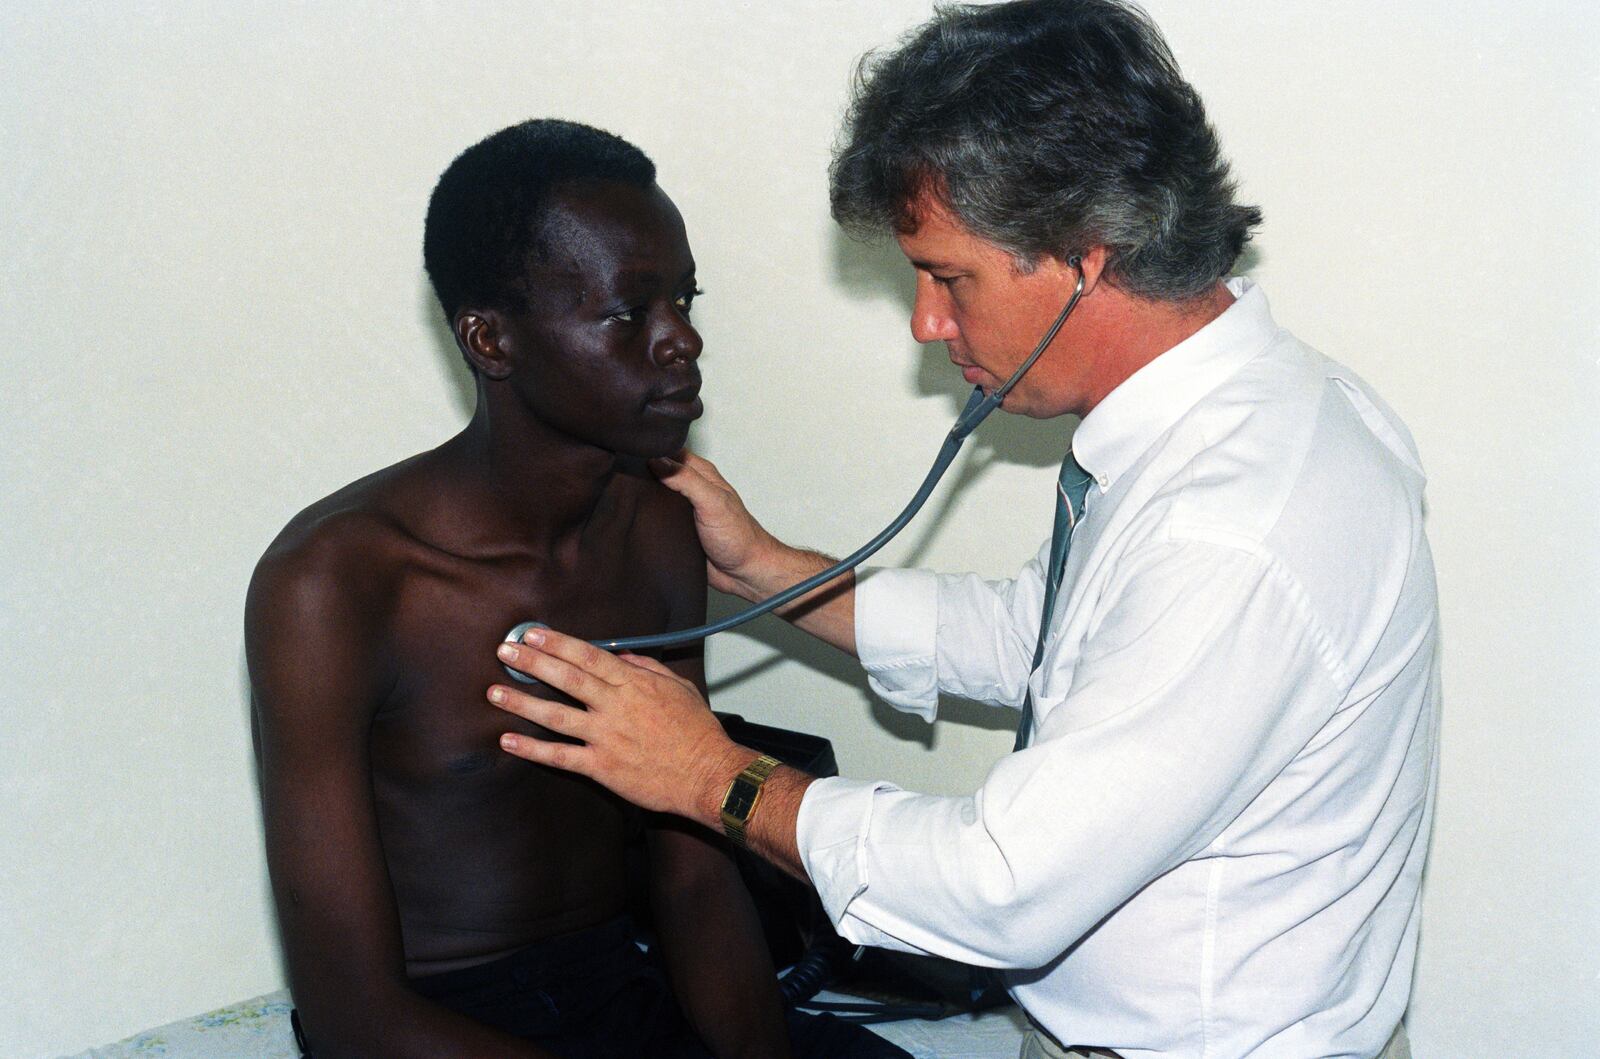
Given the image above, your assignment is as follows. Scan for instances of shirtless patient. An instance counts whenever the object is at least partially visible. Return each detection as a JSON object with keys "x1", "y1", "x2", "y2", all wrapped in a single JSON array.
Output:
[{"x1": 246, "y1": 120, "x2": 907, "y2": 1058}]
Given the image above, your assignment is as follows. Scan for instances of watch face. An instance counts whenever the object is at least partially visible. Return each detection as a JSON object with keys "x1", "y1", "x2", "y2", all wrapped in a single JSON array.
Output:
[{"x1": 724, "y1": 779, "x2": 760, "y2": 820}]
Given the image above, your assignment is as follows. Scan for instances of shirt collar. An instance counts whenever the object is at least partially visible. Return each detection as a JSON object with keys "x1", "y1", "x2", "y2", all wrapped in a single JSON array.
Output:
[{"x1": 1071, "y1": 277, "x2": 1277, "y2": 492}]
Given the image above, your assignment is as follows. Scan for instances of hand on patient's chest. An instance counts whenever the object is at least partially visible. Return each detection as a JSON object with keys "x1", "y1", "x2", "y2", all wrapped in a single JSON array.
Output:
[{"x1": 370, "y1": 549, "x2": 674, "y2": 789}]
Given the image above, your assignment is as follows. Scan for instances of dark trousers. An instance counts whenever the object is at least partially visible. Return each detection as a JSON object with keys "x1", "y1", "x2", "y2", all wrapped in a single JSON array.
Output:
[{"x1": 293, "y1": 917, "x2": 909, "y2": 1058}]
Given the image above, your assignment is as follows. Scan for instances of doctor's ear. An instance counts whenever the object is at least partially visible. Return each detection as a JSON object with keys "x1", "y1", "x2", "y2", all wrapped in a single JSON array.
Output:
[
  {"x1": 1059, "y1": 246, "x2": 1111, "y2": 296},
  {"x1": 452, "y1": 309, "x2": 515, "y2": 380}
]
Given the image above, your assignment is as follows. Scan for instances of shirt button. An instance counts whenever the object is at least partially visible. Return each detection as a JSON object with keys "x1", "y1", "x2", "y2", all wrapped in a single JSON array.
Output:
[{"x1": 1097, "y1": 474, "x2": 1109, "y2": 488}]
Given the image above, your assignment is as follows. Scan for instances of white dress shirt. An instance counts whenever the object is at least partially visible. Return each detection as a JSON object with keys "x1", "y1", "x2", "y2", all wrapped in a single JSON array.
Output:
[{"x1": 796, "y1": 279, "x2": 1440, "y2": 1058}]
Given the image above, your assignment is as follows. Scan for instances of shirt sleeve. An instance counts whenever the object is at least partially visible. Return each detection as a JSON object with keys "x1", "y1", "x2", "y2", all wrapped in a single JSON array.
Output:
[
  {"x1": 855, "y1": 540, "x2": 1052, "y2": 721},
  {"x1": 800, "y1": 539, "x2": 1344, "y2": 967}
]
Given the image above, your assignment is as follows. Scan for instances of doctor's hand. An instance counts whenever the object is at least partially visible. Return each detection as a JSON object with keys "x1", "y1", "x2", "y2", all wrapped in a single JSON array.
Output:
[
  {"x1": 652, "y1": 449, "x2": 860, "y2": 656},
  {"x1": 649, "y1": 449, "x2": 783, "y2": 601},
  {"x1": 489, "y1": 627, "x2": 750, "y2": 824}
]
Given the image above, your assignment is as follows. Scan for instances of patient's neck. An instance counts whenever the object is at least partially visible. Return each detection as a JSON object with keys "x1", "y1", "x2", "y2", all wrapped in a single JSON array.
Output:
[{"x1": 435, "y1": 394, "x2": 625, "y2": 557}]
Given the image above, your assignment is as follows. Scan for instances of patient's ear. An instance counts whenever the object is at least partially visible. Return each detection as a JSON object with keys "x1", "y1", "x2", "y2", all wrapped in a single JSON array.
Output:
[{"x1": 453, "y1": 308, "x2": 514, "y2": 380}]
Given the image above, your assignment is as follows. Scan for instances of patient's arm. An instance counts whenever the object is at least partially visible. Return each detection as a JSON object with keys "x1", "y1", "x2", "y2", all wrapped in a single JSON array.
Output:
[
  {"x1": 648, "y1": 656, "x2": 790, "y2": 1059},
  {"x1": 246, "y1": 525, "x2": 554, "y2": 1059},
  {"x1": 639, "y1": 494, "x2": 791, "y2": 1059}
]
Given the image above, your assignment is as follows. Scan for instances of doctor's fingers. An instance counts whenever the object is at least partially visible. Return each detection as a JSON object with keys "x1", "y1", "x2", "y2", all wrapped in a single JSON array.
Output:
[
  {"x1": 489, "y1": 686, "x2": 596, "y2": 742},
  {"x1": 499, "y1": 724, "x2": 597, "y2": 778},
  {"x1": 513, "y1": 627, "x2": 635, "y2": 684},
  {"x1": 497, "y1": 642, "x2": 620, "y2": 709},
  {"x1": 653, "y1": 450, "x2": 740, "y2": 506},
  {"x1": 675, "y1": 449, "x2": 734, "y2": 489}
]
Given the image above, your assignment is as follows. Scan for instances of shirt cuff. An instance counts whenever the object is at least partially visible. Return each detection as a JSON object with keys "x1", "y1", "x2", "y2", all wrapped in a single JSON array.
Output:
[
  {"x1": 796, "y1": 775, "x2": 908, "y2": 950},
  {"x1": 854, "y1": 567, "x2": 940, "y2": 721}
]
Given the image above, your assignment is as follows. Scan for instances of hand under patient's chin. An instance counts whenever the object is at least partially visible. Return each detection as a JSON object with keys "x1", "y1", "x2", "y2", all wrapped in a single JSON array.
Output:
[{"x1": 620, "y1": 426, "x2": 696, "y2": 463}]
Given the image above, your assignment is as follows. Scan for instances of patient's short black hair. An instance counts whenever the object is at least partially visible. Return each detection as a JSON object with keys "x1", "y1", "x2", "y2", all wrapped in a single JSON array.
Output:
[{"x1": 423, "y1": 119, "x2": 656, "y2": 321}]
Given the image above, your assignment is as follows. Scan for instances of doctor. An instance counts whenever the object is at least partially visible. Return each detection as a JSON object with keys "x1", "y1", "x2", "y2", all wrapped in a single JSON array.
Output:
[{"x1": 490, "y1": 2, "x2": 1437, "y2": 1057}]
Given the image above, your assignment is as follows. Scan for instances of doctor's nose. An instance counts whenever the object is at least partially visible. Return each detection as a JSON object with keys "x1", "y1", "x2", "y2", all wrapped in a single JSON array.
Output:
[{"x1": 909, "y1": 282, "x2": 960, "y2": 345}]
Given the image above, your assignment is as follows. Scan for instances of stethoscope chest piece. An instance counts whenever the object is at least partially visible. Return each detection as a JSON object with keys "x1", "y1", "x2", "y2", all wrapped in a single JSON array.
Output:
[{"x1": 502, "y1": 621, "x2": 548, "y2": 683}]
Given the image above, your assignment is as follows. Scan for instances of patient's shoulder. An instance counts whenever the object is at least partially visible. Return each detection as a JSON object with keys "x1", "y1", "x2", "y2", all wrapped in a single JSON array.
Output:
[
  {"x1": 258, "y1": 491, "x2": 404, "y2": 598},
  {"x1": 246, "y1": 461, "x2": 428, "y2": 664},
  {"x1": 246, "y1": 501, "x2": 419, "y2": 730}
]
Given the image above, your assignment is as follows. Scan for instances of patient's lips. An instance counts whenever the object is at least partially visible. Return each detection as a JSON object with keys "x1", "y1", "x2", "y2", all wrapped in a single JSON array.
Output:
[{"x1": 646, "y1": 381, "x2": 703, "y2": 420}]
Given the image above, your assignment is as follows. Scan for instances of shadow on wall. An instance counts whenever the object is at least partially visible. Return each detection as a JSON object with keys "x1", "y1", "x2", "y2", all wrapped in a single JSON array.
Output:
[
  {"x1": 238, "y1": 645, "x2": 290, "y2": 978},
  {"x1": 828, "y1": 226, "x2": 1076, "y2": 474},
  {"x1": 826, "y1": 222, "x2": 1081, "y2": 573},
  {"x1": 704, "y1": 591, "x2": 1019, "y2": 751},
  {"x1": 419, "y1": 278, "x2": 479, "y2": 421}
]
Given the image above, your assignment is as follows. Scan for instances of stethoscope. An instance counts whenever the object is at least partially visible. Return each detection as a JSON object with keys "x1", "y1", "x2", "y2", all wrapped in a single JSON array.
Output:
[{"x1": 502, "y1": 258, "x2": 1085, "y2": 682}]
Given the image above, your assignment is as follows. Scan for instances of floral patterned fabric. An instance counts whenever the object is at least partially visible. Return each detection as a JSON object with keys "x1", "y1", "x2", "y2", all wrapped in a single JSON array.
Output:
[{"x1": 61, "y1": 994, "x2": 297, "y2": 1058}]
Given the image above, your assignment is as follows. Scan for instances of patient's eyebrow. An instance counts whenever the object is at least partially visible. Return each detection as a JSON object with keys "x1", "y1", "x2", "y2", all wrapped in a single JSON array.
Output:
[
  {"x1": 598, "y1": 265, "x2": 699, "y2": 294},
  {"x1": 610, "y1": 268, "x2": 663, "y2": 285}
]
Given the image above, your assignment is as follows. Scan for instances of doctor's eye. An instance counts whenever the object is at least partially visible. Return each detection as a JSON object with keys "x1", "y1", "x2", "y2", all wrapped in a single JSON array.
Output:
[{"x1": 674, "y1": 287, "x2": 705, "y2": 314}]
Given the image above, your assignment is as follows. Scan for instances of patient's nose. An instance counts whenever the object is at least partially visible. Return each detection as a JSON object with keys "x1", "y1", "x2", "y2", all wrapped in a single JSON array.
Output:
[{"x1": 654, "y1": 316, "x2": 703, "y2": 366}]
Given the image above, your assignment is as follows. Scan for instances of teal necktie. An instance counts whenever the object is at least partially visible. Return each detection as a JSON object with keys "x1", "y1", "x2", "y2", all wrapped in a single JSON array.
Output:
[{"x1": 1014, "y1": 451, "x2": 1095, "y2": 751}]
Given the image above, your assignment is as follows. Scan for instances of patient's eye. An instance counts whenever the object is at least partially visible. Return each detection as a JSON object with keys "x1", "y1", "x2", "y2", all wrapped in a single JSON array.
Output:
[
  {"x1": 674, "y1": 287, "x2": 704, "y2": 315},
  {"x1": 608, "y1": 305, "x2": 647, "y2": 325}
]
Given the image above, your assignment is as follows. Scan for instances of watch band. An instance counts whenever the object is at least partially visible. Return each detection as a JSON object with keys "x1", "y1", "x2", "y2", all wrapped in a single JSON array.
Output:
[{"x1": 719, "y1": 753, "x2": 782, "y2": 847}]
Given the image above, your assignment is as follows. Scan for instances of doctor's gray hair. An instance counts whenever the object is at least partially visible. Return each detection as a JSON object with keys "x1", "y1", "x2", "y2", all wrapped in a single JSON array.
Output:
[{"x1": 829, "y1": 0, "x2": 1261, "y2": 301}]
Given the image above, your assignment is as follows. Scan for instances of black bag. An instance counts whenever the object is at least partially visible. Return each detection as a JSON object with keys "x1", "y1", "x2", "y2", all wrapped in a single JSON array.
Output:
[{"x1": 715, "y1": 714, "x2": 1011, "y2": 1023}]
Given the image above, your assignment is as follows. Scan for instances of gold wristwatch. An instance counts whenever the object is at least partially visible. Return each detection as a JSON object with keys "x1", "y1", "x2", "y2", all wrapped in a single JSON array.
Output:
[{"x1": 719, "y1": 754, "x2": 782, "y2": 847}]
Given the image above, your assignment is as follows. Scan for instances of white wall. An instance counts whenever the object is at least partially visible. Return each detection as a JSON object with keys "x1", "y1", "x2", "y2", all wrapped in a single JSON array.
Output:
[{"x1": 2, "y1": 3, "x2": 1594, "y2": 1056}]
